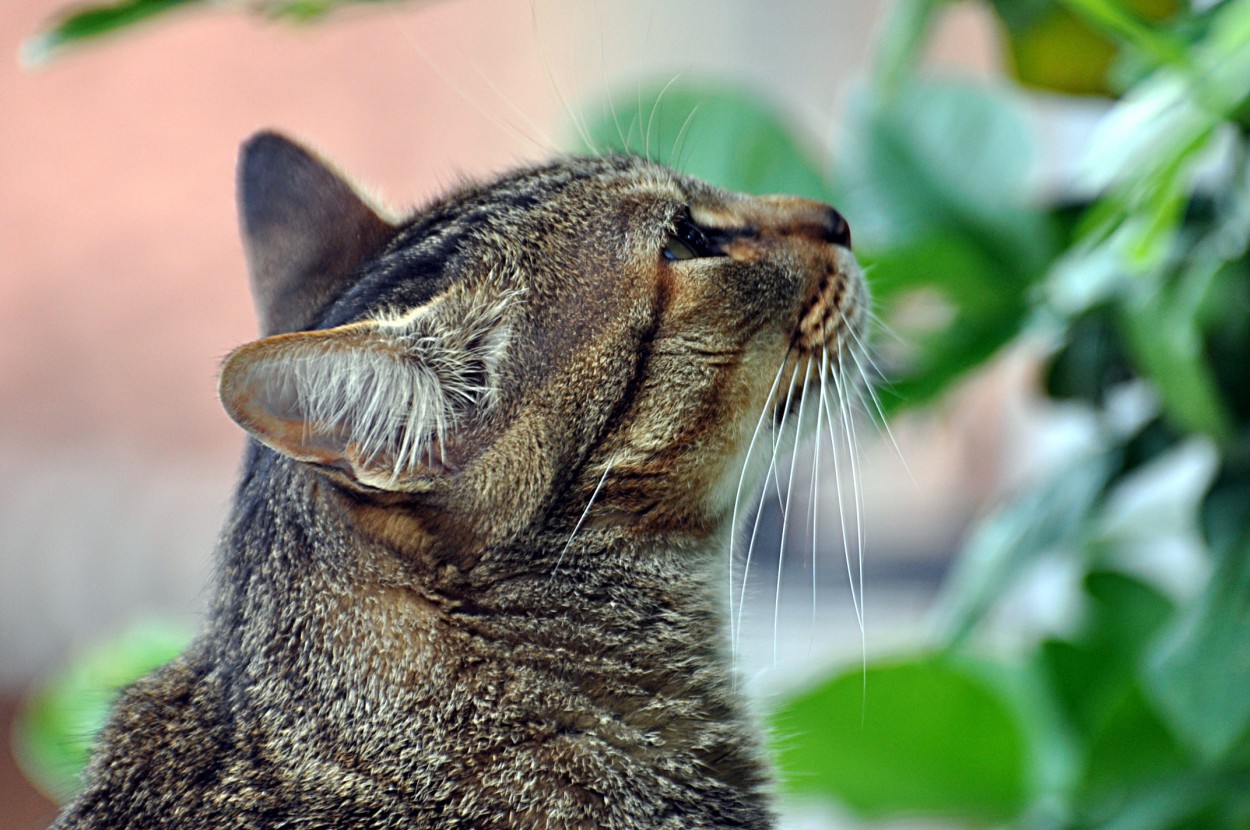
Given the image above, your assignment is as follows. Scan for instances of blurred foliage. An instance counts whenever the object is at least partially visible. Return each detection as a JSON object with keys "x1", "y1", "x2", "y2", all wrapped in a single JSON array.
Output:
[
  {"x1": 21, "y1": 0, "x2": 413, "y2": 66},
  {"x1": 995, "y1": 0, "x2": 1183, "y2": 95},
  {"x1": 585, "y1": 0, "x2": 1250, "y2": 826},
  {"x1": 14, "y1": 623, "x2": 192, "y2": 801},
  {"x1": 18, "y1": 0, "x2": 1250, "y2": 827}
]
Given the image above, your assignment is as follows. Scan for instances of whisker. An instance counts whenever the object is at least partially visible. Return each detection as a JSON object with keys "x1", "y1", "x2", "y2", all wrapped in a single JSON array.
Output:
[
  {"x1": 806, "y1": 347, "x2": 828, "y2": 655},
  {"x1": 670, "y1": 102, "x2": 704, "y2": 172},
  {"x1": 644, "y1": 73, "x2": 683, "y2": 163},
  {"x1": 736, "y1": 352, "x2": 799, "y2": 659},
  {"x1": 727, "y1": 357, "x2": 789, "y2": 662},
  {"x1": 773, "y1": 356, "x2": 813, "y2": 666},
  {"x1": 549, "y1": 452, "x2": 617, "y2": 585},
  {"x1": 768, "y1": 355, "x2": 802, "y2": 508},
  {"x1": 592, "y1": 0, "x2": 628, "y2": 155},
  {"x1": 529, "y1": 1, "x2": 598, "y2": 155},
  {"x1": 387, "y1": 7, "x2": 549, "y2": 153},
  {"x1": 832, "y1": 368, "x2": 866, "y2": 640},
  {"x1": 820, "y1": 373, "x2": 860, "y2": 631},
  {"x1": 847, "y1": 338, "x2": 917, "y2": 490},
  {"x1": 837, "y1": 362, "x2": 870, "y2": 700}
]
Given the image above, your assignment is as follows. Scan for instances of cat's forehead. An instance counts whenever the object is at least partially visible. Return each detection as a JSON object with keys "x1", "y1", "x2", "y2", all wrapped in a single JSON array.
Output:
[
  {"x1": 405, "y1": 154, "x2": 695, "y2": 226},
  {"x1": 318, "y1": 156, "x2": 702, "y2": 327}
]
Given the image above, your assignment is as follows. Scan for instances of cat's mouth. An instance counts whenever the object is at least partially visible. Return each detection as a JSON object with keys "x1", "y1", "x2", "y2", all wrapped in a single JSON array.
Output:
[
  {"x1": 770, "y1": 246, "x2": 868, "y2": 425},
  {"x1": 792, "y1": 247, "x2": 866, "y2": 357}
]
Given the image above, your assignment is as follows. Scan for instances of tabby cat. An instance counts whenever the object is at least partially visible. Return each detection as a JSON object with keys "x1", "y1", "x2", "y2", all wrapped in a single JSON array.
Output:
[{"x1": 50, "y1": 131, "x2": 865, "y2": 829}]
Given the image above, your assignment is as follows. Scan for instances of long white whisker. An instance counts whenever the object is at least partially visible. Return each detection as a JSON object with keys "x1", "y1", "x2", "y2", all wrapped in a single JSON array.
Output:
[
  {"x1": 644, "y1": 73, "x2": 683, "y2": 163},
  {"x1": 768, "y1": 357, "x2": 801, "y2": 508},
  {"x1": 737, "y1": 352, "x2": 799, "y2": 658},
  {"x1": 773, "y1": 356, "x2": 813, "y2": 666},
  {"x1": 592, "y1": 0, "x2": 628, "y2": 155},
  {"x1": 821, "y1": 373, "x2": 860, "y2": 631},
  {"x1": 549, "y1": 452, "x2": 616, "y2": 585},
  {"x1": 738, "y1": 353, "x2": 793, "y2": 645},
  {"x1": 847, "y1": 329, "x2": 916, "y2": 490},
  {"x1": 835, "y1": 364, "x2": 868, "y2": 696},
  {"x1": 833, "y1": 367, "x2": 866, "y2": 641},
  {"x1": 670, "y1": 102, "x2": 703, "y2": 171},
  {"x1": 387, "y1": 7, "x2": 549, "y2": 153},
  {"x1": 737, "y1": 465, "x2": 772, "y2": 668},
  {"x1": 811, "y1": 345, "x2": 830, "y2": 651},
  {"x1": 529, "y1": 2, "x2": 597, "y2": 155},
  {"x1": 728, "y1": 358, "x2": 788, "y2": 662}
]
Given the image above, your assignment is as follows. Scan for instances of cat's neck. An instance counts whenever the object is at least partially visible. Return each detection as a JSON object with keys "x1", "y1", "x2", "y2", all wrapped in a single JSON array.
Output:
[{"x1": 205, "y1": 448, "x2": 772, "y2": 825}]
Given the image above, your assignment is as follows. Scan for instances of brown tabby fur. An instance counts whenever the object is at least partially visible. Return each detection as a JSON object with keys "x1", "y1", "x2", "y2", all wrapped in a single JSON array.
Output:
[{"x1": 50, "y1": 131, "x2": 865, "y2": 829}]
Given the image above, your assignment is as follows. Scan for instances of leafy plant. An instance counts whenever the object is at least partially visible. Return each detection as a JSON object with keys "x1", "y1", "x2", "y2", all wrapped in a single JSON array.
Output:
[
  {"x1": 13, "y1": 623, "x2": 192, "y2": 801},
  {"x1": 585, "y1": 0, "x2": 1250, "y2": 826},
  {"x1": 21, "y1": 0, "x2": 414, "y2": 66},
  {"x1": 18, "y1": 0, "x2": 1250, "y2": 826}
]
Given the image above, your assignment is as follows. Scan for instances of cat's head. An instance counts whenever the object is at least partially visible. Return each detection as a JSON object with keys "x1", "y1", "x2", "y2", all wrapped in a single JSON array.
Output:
[{"x1": 218, "y1": 132, "x2": 866, "y2": 552}]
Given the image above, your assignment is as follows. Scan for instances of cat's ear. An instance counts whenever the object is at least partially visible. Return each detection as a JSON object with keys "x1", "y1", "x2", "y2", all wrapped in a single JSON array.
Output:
[
  {"x1": 218, "y1": 294, "x2": 514, "y2": 491},
  {"x1": 238, "y1": 131, "x2": 396, "y2": 336}
]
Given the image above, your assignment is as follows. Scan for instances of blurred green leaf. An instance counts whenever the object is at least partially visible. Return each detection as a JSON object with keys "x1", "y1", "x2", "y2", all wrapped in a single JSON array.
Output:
[
  {"x1": 23, "y1": 0, "x2": 413, "y2": 64},
  {"x1": 770, "y1": 655, "x2": 1030, "y2": 821},
  {"x1": 1075, "y1": 682, "x2": 1191, "y2": 821},
  {"x1": 1203, "y1": 259, "x2": 1250, "y2": 430},
  {"x1": 13, "y1": 622, "x2": 192, "y2": 802},
  {"x1": 579, "y1": 81, "x2": 833, "y2": 203},
  {"x1": 992, "y1": 0, "x2": 1181, "y2": 96},
  {"x1": 996, "y1": 1, "x2": 1119, "y2": 96},
  {"x1": 1059, "y1": 0, "x2": 1188, "y2": 69},
  {"x1": 1038, "y1": 571, "x2": 1173, "y2": 739},
  {"x1": 871, "y1": 0, "x2": 944, "y2": 99},
  {"x1": 1091, "y1": 770, "x2": 1239, "y2": 830},
  {"x1": 834, "y1": 80, "x2": 1058, "y2": 414},
  {"x1": 1119, "y1": 259, "x2": 1237, "y2": 445},
  {"x1": 1044, "y1": 306, "x2": 1134, "y2": 405},
  {"x1": 1071, "y1": 0, "x2": 1250, "y2": 273},
  {"x1": 1145, "y1": 523, "x2": 1250, "y2": 764},
  {"x1": 22, "y1": 0, "x2": 200, "y2": 67},
  {"x1": 939, "y1": 448, "x2": 1117, "y2": 646}
]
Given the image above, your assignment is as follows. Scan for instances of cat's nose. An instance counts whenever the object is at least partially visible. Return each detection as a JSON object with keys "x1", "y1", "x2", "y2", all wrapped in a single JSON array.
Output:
[{"x1": 822, "y1": 207, "x2": 852, "y2": 249}]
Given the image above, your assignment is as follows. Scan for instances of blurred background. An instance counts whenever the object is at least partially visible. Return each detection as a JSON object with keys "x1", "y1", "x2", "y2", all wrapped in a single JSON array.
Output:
[{"x1": 3, "y1": 0, "x2": 1248, "y2": 828}]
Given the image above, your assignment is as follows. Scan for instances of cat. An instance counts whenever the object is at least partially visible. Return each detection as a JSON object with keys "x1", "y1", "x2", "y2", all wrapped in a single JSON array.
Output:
[{"x1": 49, "y1": 130, "x2": 865, "y2": 829}]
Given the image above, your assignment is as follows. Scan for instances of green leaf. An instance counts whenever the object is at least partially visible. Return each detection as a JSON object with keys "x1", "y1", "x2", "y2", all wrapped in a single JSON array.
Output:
[
  {"x1": 1118, "y1": 259, "x2": 1237, "y2": 446},
  {"x1": 22, "y1": 0, "x2": 411, "y2": 64},
  {"x1": 1144, "y1": 525, "x2": 1250, "y2": 763},
  {"x1": 1038, "y1": 570, "x2": 1174, "y2": 740},
  {"x1": 769, "y1": 655, "x2": 1029, "y2": 821},
  {"x1": 22, "y1": 0, "x2": 202, "y2": 66},
  {"x1": 995, "y1": 0, "x2": 1121, "y2": 96},
  {"x1": 994, "y1": 0, "x2": 1189, "y2": 94},
  {"x1": 938, "y1": 448, "x2": 1118, "y2": 646},
  {"x1": 1075, "y1": 682, "x2": 1192, "y2": 821},
  {"x1": 578, "y1": 82, "x2": 833, "y2": 202},
  {"x1": 864, "y1": 234, "x2": 1030, "y2": 414},
  {"x1": 834, "y1": 80, "x2": 1059, "y2": 414},
  {"x1": 836, "y1": 81, "x2": 1048, "y2": 259},
  {"x1": 1044, "y1": 306, "x2": 1134, "y2": 406},
  {"x1": 12, "y1": 621, "x2": 192, "y2": 802},
  {"x1": 1093, "y1": 772, "x2": 1241, "y2": 830},
  {"x1": 1069, "y1": 0, "x2": 1250, "y2": 274}
]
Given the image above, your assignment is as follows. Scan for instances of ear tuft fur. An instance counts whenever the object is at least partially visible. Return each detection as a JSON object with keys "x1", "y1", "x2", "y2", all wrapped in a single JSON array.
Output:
[{"x1": 219, "y1": 291, "x2": 519, "y2": 489}]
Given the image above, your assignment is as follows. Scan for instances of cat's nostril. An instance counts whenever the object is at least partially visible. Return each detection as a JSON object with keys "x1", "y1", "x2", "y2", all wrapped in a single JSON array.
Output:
[{"x1": 823, "y1": 207, "x2": 852, "y2": 249}]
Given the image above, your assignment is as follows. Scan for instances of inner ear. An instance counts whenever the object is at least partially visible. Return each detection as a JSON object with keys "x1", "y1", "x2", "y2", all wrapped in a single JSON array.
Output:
[
  {"x1": 218, "y1": 294, "x2": 515, "y2": 491},
  {"x1": 238, "y1": 131, "x2": 396, "y2": 336}
]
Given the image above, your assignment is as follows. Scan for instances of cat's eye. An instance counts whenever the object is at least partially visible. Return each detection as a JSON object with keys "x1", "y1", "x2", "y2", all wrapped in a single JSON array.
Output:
[{"x1": 663, "y1": 211, "x2": 723, "y2": 261}]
